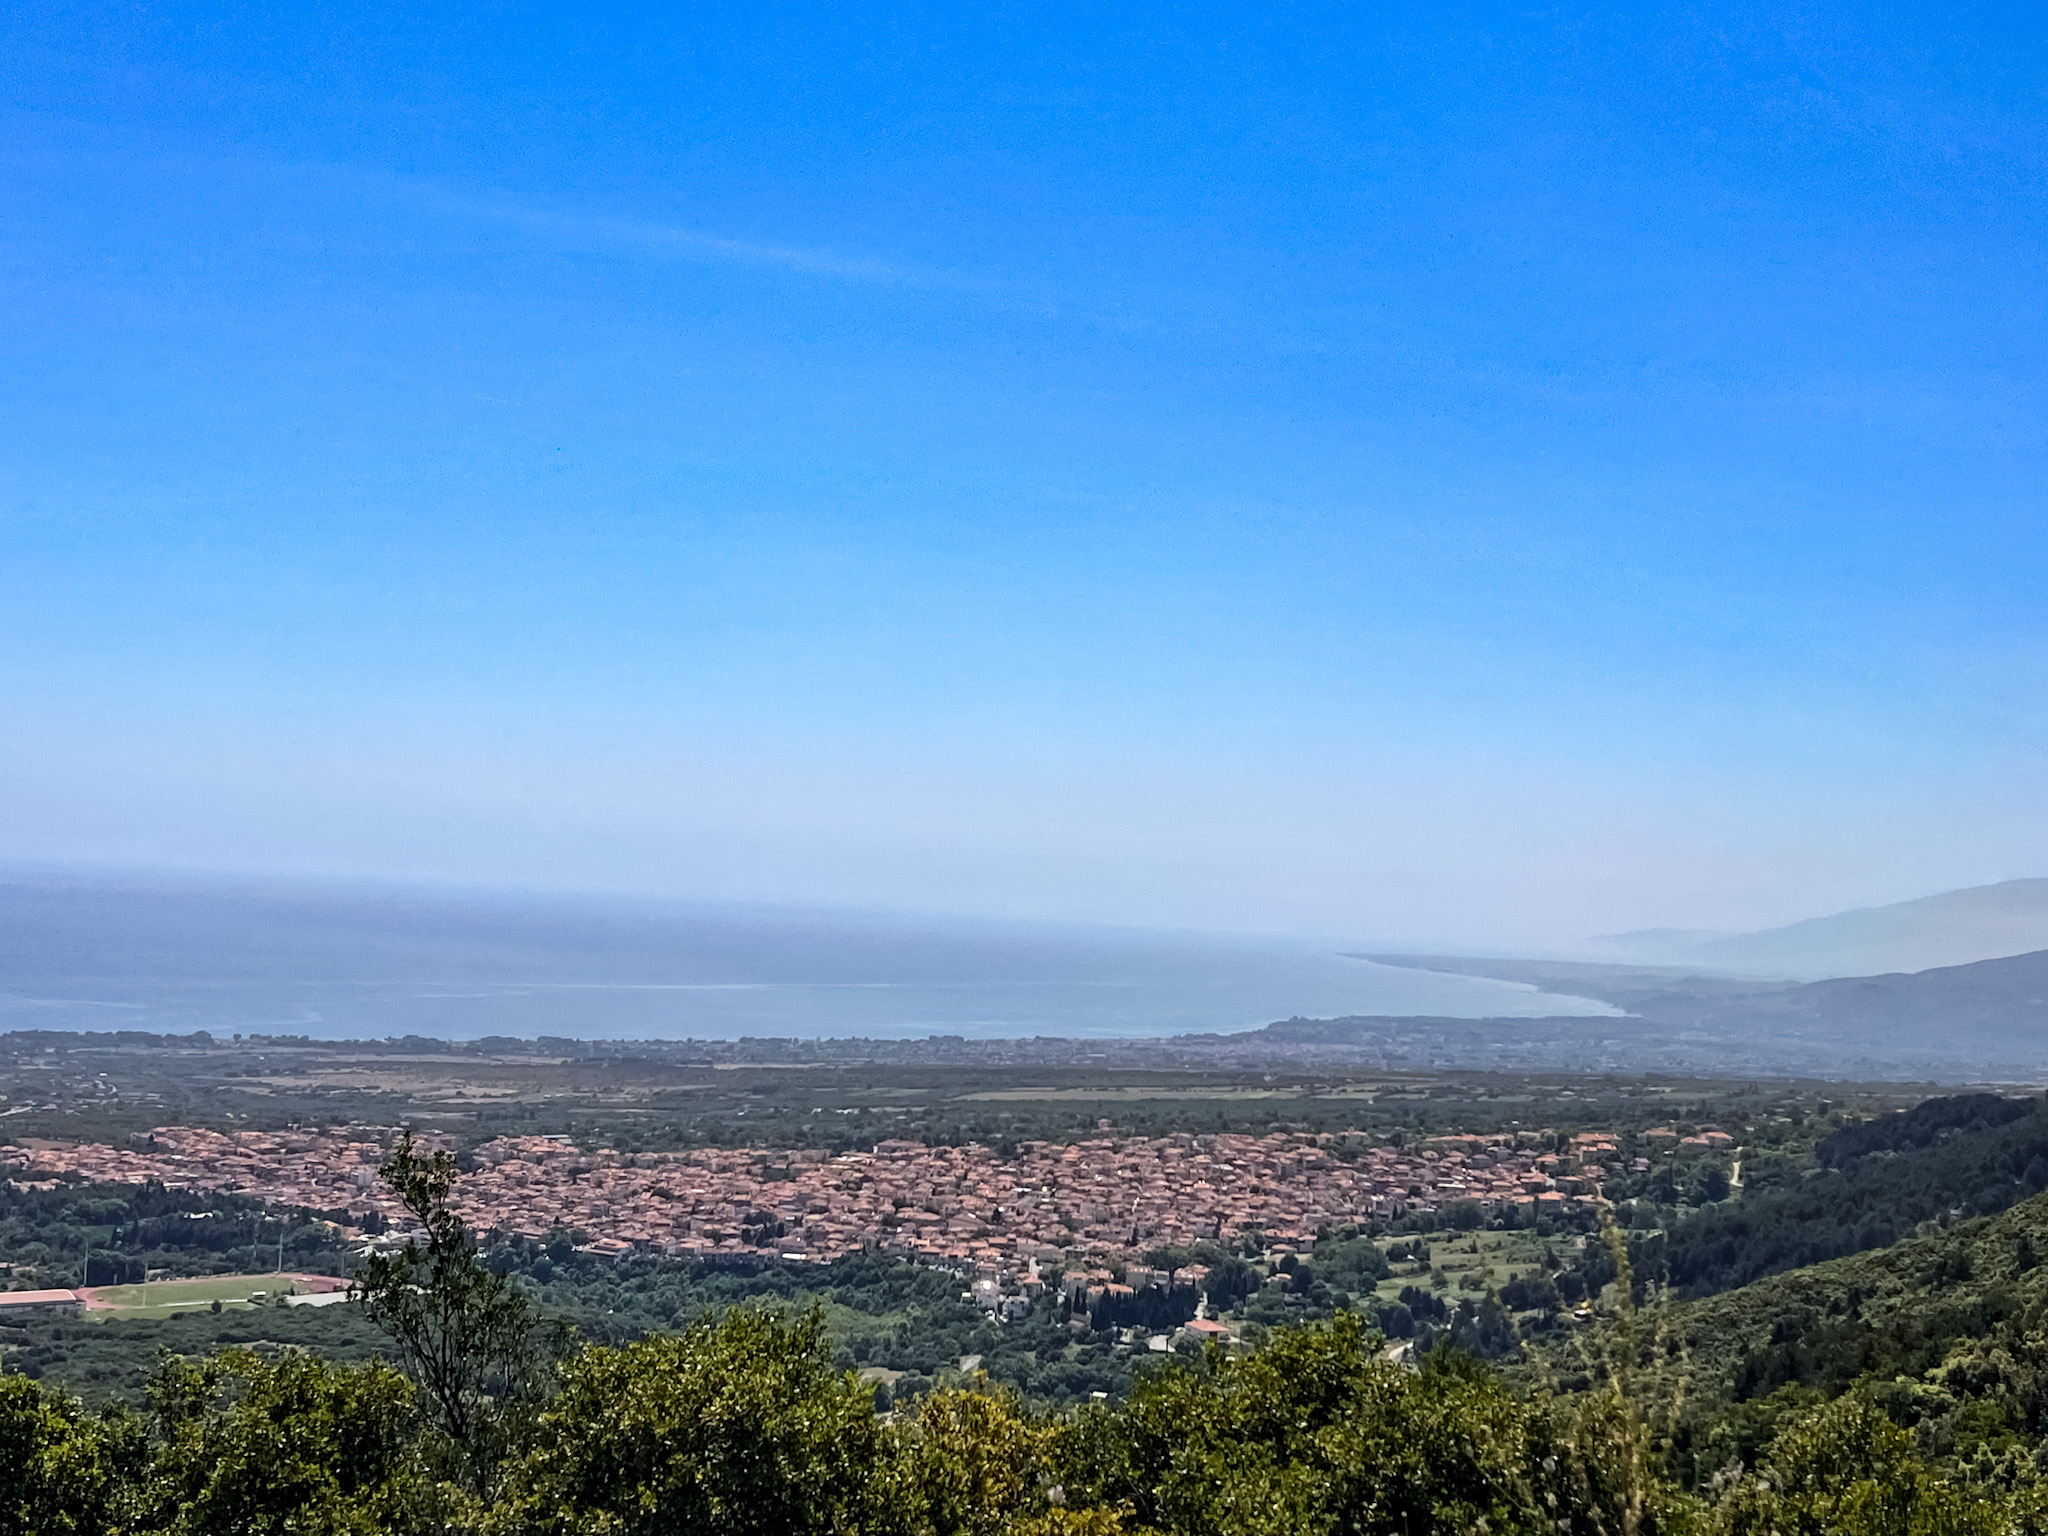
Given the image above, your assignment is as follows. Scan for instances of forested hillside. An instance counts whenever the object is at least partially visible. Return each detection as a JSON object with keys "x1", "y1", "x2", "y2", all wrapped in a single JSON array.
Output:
[
  {"x1": 1642, "y1": 1183, "x2": 2048, "y2": 1491},
  {"x1": 1646, "y1": 1092, "x2": 2048, "y2": 1295}
]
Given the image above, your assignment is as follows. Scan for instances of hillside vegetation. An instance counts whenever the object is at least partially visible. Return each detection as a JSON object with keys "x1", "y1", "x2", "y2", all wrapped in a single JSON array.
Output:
[
  {"x1": 1634, "y1": 1183, "x2": 2048, "y2": 1496},
  {"x1": 1647, "y1": 1092, "x2": 2048, "y2": 1295},
  {"x1": 5, "y1": 1297, "x2": 2020, "y2": 1535}
]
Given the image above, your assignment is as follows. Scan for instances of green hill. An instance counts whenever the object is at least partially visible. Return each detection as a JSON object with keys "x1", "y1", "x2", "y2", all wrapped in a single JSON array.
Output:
[
  {"x1": 1652, "y1": 1186, "x2": 2048, "y2": 1488},
  {"x1": 1646, "y1": 1091, "x2": 2048, "y2": 1296}
]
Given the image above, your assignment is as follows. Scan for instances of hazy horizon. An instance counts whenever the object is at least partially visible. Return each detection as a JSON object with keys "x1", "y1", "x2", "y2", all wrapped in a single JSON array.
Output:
[{"x1": 0, "y1": 865, "x2": 1627, "y2": 1041}]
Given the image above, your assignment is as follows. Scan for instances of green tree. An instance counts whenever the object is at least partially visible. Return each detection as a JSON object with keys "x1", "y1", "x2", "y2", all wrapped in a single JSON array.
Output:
[
  {"x1": 489, "y1": 1306, "x2": 894, "y2": 1536},
  {"x1": 1056, "y1": 1313, "x2": 1551, "y2": 1536},
  {"x1": 0, "y1": 1374, "x2": 132, "y2": 1536},
  {"x1": 895, "y1": 1383, "x2": 1065, "y2": 1536},
  {"x1": 140, "y1": 1349, "x2": 435, "y2": 1536},
  {"x1": 351, "y1": 1131, "x2": 566, "y2": 1485},
  {"x1": 1709, "y1": 1393, "x2": 2001, "y2": 1536}
]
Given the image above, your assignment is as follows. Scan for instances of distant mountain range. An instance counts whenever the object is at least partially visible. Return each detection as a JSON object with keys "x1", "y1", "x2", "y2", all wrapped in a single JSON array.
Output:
[
  {"x1": 1346, "y1": 876, "x2": 2048, "y2": 1073},
  {"x1": 1590, "y1": 877, "x2": 2048, "y2": 979},
  {"x1": 1364, "y1": 946, "x2": 2048, "y2": 1072}
]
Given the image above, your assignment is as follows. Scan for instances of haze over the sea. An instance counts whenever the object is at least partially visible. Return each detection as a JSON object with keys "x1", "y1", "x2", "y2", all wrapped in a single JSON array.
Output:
[{"x1": 0, "y1": 871, "x2": 1617, "y2": 1041}]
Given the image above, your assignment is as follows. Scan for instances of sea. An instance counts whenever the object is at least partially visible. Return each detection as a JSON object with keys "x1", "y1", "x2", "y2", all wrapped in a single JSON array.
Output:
[{"x1": 0, "y1": 870, "x2": 1620, "y2": 1041}]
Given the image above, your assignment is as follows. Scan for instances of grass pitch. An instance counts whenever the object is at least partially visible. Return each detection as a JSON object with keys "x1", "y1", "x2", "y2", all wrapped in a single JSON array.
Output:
[{"x1": 83, "y1": 1274, "x2": 331, "y2": 1318}]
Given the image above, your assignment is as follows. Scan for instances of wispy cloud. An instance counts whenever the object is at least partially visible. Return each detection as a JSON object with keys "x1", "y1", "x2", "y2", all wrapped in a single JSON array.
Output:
[
  {"x1": 421, "y1": 183, "x2": 1002, "y2": 298},
  {"x1": 409, "y1": 179, "x2": 1150, "y2": 330}
]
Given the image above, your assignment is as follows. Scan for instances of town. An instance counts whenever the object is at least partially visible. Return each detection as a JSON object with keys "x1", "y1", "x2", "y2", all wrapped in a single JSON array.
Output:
[{"x1": 0, "y1": 1121, "x2": 1687, "y2": 1287}]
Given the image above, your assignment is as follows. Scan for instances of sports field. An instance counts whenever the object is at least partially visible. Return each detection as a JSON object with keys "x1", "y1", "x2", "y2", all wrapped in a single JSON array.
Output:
[{"x1": 79, "y1": 1273, "x2": 347, "y2": 1319}]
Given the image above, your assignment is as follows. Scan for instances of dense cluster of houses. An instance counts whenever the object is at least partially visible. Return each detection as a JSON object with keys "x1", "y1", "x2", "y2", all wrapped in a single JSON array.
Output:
[{"x1": 0, "y1": 1120, "x2": 1641, "y2": 1285}]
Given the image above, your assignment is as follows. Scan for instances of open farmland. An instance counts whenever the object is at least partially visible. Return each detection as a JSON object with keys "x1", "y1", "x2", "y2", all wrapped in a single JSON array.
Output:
[{"x1": 0, "y1": 1029, "x2": 1924, "y2": 1153}]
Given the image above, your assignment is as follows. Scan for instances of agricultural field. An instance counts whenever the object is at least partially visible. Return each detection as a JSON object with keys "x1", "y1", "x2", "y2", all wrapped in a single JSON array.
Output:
[
  {"x1": 0, "y1": 1027, "x2": 1925, "y2": 1153},
  {"x1": 1367, "y1": 1229, "x2": 1573, "y2": 1307}
]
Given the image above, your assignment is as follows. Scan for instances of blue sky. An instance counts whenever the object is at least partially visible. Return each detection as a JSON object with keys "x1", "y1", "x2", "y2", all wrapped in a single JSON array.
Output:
[{"x1": 3, "y1": 2, "x2": 2046, "y2": 949}]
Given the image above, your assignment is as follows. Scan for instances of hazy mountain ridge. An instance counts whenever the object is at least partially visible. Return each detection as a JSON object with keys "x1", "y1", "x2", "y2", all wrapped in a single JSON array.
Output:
[
  {"x1": 1364, "y1": 947, "x2": 2048, "y2": 1070},
  {"x1": 1590, "y1": 877, "x2": 2048, "y2": 979}
]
